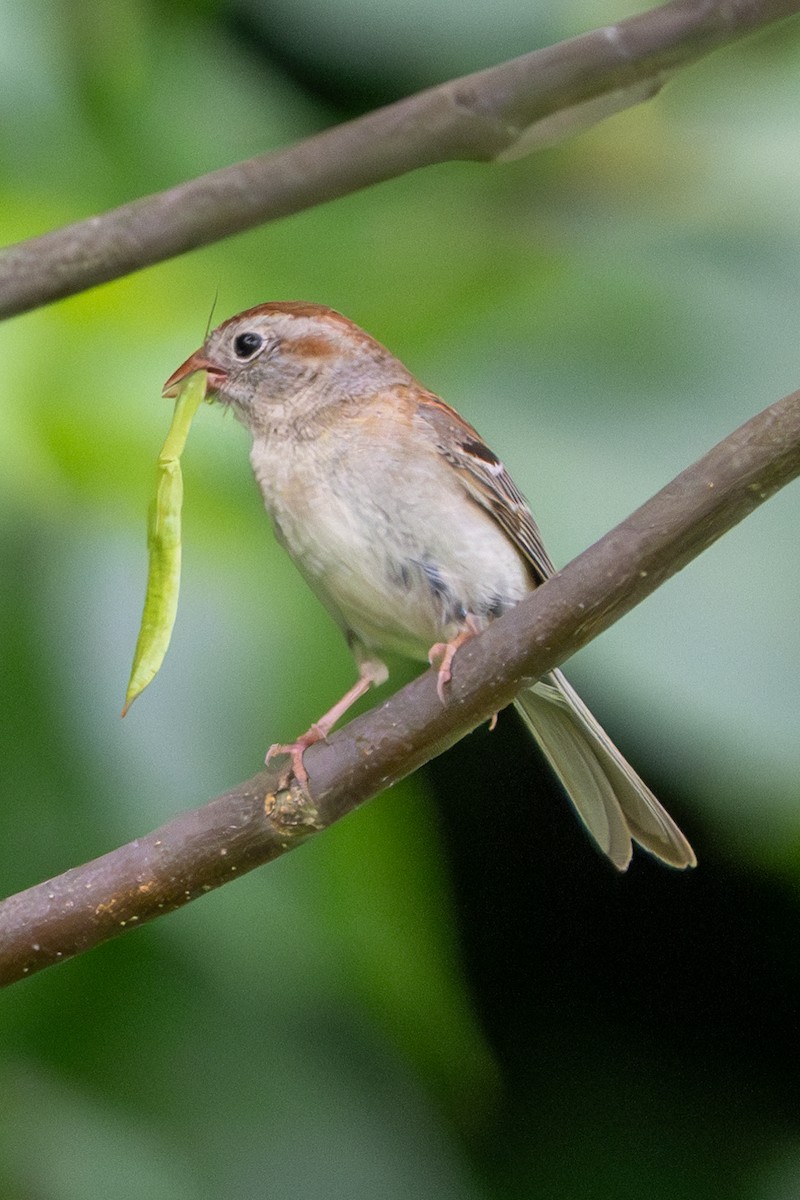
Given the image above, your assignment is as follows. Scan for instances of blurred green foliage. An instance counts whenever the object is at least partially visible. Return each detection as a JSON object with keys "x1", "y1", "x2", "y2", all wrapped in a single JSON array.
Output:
[{"x1": 2, "y1": 1, "x2": 800, "y2": 1197}]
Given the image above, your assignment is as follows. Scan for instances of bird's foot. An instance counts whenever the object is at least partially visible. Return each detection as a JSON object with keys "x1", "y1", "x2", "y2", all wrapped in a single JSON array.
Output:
[
  {"x1": 266, "y1": 726, "x2": 327, "y2": 789},
  {"x1": 265, "y1": 657, "x2": 387, "y2": 786},
  {"x1": 427, "y1": 616, "x2": 483, "y2": 702}
]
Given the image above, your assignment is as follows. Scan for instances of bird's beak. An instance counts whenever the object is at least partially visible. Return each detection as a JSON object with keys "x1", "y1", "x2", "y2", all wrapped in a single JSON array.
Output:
[{"x1": 162, "y1": 351, "x2": 228, "y2": 398}]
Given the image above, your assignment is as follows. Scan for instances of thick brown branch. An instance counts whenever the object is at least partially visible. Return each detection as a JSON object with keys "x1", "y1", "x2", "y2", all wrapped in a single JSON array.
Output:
[
  {"x1": 1, "y1": 387, "x2": 799, "y2": 986},
  {"x1": 1, "y1": 0, "x2": 798, "y2": 319}
]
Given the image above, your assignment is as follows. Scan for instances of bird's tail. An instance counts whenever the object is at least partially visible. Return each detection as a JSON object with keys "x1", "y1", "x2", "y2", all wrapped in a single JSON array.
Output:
[{"x1": 514, "y1": 669, "x2": 695, "y2": 871}]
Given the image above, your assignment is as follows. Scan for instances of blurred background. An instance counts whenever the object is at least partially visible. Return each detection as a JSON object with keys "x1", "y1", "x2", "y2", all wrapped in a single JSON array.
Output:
[{"x1": 2, "y1": 0, "x2": 800, "y2": 1196}]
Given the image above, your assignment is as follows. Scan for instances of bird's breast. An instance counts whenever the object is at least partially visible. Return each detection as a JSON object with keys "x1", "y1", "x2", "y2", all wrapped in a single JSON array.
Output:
[{"x1": 248, "y1": 428, "x2": 533, "y2": 660}]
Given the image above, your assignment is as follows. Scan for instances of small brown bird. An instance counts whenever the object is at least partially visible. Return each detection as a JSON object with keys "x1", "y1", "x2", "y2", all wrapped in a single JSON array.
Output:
[{"x1": 164, "y1": 302, "x2": 695, "y2": 871}]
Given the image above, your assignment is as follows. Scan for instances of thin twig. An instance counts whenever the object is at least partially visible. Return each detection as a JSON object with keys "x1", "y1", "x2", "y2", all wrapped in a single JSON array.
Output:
[
  {"x1": 1, "y1": 0, "x2": 798, "y2": 319},
  {"x1": 2, "y1": 386, "x2": 799, "y2": 987}
]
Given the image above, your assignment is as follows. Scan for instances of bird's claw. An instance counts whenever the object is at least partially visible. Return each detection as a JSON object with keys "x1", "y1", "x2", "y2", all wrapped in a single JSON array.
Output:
[
  {"x1": 266, "y1": 727, "x2": 325, "y2": 788},
  {"x1": 427, "y1": 619, "x2": 482, "y2": 703},
  {"x1": 427, "y1": 641, "x2": 457, "y2": 702}
]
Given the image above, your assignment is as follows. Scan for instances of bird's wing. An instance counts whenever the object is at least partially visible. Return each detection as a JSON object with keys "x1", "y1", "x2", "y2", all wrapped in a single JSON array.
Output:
[{"x1": 416, "y1": 390, "x2": 556, "y2": 584}]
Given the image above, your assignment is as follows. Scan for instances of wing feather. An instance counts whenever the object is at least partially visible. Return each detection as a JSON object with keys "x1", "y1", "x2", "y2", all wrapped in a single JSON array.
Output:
[{"x1": 416, "y1": 391, "x2": 555, "y2": 583}]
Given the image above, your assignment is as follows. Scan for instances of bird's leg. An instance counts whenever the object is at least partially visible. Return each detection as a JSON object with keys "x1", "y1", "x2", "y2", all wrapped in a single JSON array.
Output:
[
  {"x1": 427, "y1": 614, "x2": 484, "y2": 702},
  {"x1": 267, "y1": 656, "x2": 388, "y2": 787}
]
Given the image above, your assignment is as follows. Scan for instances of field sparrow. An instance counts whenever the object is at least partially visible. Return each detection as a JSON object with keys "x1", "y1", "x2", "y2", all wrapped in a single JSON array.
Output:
[{"x1": 164, "y1": 302, "x2": 695, "y2": 871}]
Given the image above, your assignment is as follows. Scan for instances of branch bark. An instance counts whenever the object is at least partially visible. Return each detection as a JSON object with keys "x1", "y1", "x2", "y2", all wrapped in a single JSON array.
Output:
[
  {"x1": 1, "y1": 0, "x2": 798, "y2": 319},
  {"x1": 2, "y1": 386, "x2": 799, "y2": 987}
]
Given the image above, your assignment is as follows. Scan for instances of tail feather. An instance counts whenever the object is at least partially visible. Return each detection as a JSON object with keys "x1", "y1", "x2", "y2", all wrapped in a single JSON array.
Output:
[{"x1": 514, "y1": 670, "x2": 696, "y2": 871}]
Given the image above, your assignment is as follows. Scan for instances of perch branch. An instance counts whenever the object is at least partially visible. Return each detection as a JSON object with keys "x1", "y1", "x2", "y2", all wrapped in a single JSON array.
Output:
[
  {"x1": 1, "y1": 0, "x2": 799, "y2": 318},
  {"x1": 1, "y1": 386, "x2": 799, "y2": 986}
]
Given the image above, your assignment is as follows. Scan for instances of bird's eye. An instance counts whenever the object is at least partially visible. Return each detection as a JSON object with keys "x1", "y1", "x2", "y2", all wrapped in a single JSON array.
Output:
[{"x1": 233, "y1": 331, "x2": 264, "y2": 359}]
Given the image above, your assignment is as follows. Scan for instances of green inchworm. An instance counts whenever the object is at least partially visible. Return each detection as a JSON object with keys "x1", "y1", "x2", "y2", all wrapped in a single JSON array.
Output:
[{"x1": 122, "y1": 370, "x2": 207, "y2": 715}]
